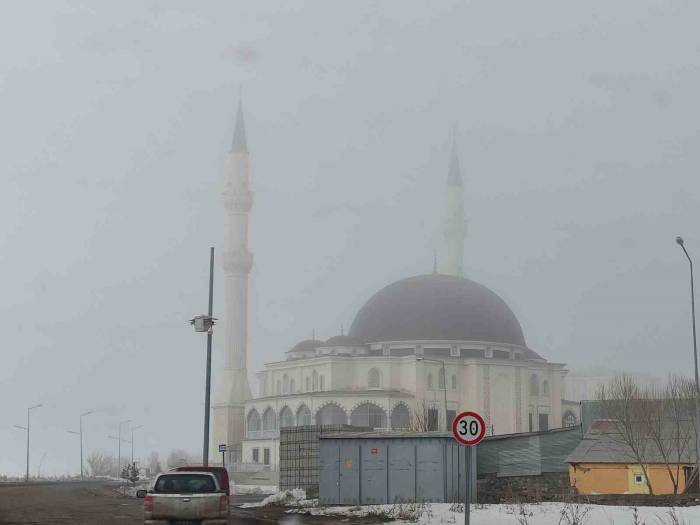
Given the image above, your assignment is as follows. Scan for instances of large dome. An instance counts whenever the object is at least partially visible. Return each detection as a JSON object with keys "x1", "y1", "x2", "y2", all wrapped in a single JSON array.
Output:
[{"x1": 349, "y1": 274, "x2": 526, "y2": 346}]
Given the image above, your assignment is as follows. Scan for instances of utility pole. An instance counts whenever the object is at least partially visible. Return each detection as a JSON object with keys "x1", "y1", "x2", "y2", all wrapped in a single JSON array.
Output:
[
  {"x1": 676, "y1": 236, "x2": 700, "y2": 485},
  {"x1": 131, "y1": 425, "x2": 143, "y2": 464},
  {"x1": 190, "y1": 247, "x2": 216, "y2": 467},
  {"x1": 14, "y1": 404, "x2": 42, "y2": 482}
]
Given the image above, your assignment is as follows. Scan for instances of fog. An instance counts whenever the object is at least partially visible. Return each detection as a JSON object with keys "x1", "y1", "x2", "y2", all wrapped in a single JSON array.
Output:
[{"x1": 2, "y1": 0, "x2": 700, "y2": 476}]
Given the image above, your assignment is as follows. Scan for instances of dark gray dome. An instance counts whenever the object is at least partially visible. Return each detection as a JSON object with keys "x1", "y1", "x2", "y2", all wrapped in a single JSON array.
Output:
[
  {"x1": 288, "y1": 339, "x2": 323, "y2": 354},
  {"x1": 349, "y1": 274, "x2": 526, "y2": 346}
]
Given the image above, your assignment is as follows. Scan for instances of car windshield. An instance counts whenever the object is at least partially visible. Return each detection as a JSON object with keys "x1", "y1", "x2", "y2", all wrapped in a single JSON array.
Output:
[{"x1": 154, "y1": 474, "x2": 217, "y2": 494}]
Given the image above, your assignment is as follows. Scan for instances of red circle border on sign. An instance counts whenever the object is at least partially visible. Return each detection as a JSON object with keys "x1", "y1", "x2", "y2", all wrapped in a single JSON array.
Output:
[{"x1": 451, "y1": 411, "x2": 486, "y2": 446}]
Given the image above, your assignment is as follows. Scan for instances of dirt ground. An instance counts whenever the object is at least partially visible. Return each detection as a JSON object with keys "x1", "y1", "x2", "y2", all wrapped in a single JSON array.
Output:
[
  {"x1": 0, "y1": 481, "x2": 385, "y2": 524},
  {"x1": 0, "y1": 481, "x2": 144, "y2": 524}
]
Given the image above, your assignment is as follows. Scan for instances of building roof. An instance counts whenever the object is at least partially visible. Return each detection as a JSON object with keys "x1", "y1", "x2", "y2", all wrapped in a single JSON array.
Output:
[
  {"x1": 566, "y1": 419, "x2": 696, "y2": 464},
  {"x1": 349, "y1": 274, "x2": 527, "y2": 347},
  {"x1": 323, "y1": 335, "x2": 365, "y2": 347},
  {"x1": 287, "y1": 339, "x2": 324, "y2": 354}
]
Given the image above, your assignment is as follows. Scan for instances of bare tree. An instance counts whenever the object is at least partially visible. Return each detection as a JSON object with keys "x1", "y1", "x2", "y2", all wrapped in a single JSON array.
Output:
[
  {"x1": 644, "y1": 376, "x2": 695, "y2": 494},
  {"x1": 86, "y1": 450, "x2": 116, "y2": 477},
  {"x1": 147, "y1": 451, "x2": 162, "y2": 475},
  {"x1": 408, "y1": 400, "x2": 433, "y2": 432},
  {"x1": 165, "y1": 449, "x2": 196, "y2": 469},
  {"x1": 597, "y1": 375, "x2": 655, "y2": 495}
]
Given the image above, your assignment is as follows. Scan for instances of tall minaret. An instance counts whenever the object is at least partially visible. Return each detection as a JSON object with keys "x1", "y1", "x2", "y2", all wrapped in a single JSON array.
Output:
[
  {"x1": 443, "y1": 132, "x2": 467, "y2": 276},
  {"x1": 212, "y1": 97, "x2": 253, "y2": 460}
]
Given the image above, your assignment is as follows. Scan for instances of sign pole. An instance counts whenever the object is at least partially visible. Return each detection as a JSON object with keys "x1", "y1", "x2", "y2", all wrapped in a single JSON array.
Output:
[
  {"x1": 451, "y1": 411, "x2": 484, "y2": 525},
  {"x1": 464, "y1": 445, "x2": 471, "y2": 525}
]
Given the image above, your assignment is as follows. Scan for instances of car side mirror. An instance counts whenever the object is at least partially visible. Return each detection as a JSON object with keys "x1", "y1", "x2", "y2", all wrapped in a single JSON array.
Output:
[{"x1": 136, "y1": 489, "x2": 147, "y2": 499}]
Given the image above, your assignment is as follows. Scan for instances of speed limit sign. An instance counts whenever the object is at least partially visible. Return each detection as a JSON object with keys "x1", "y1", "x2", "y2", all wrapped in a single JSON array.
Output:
[{"x1": 451, "y1": 411, "x2": 486, "y2": 446}]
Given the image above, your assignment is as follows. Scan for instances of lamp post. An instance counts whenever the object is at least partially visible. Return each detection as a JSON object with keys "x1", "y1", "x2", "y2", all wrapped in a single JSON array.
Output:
[
  {"x1": 676, "y1": 236, "x2": 700, "y2": 484},
  {"x1": 130, "y1": 425, "x2": 143, "y2": 464},
  {"x1": 416, "y1": 357, "x2": 449, "y2": 430},
  {"x1": 190, "y1": 247, "x2": 216, "y2": 467},
  {"x1": 14, "y1": 404, "x2": 42, "y2": 482},
  {"x1": 117, "y1": 419, "x2": 131, "y2": 474},
  {"x1": 70, "y1": 411, "x2": 95, "y2": 479}
]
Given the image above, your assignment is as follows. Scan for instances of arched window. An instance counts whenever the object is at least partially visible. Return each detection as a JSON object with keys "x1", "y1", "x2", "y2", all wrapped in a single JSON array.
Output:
[
  {"x1": 319, "y1": 375, "x2": 325, "y2": 391},
  {"x1": 351, "y1": 403, "x2": 388, "y2": 430},
  {"x1": 312, "y1": 371, "x2": 319, "y2": 391},
  {"x1": 368, "y1": 368, "x2": 381, "y2": 389},
  {"x1": 542, "y1": 380, "x2": 549, "y2": 395},
  {"x1": 438, "y1": 368, "x2": 446, "y2": 389},
  {"x1": 290, "y1": 378, "x2": 295, "y2": 393},
  {"x1": 305, "y1": 377, "x2": 310, "y2": 391},
  {"x1": 529, "y1": 374, "x2": 539, "y2": 396},
  {"x1": 451, "y1": 375, "x2": 457, "y2": 390},
  {"x1": 297, "y1": 404, "x2": 312, "y2": 426},
  {"x1": 390, "y1": 404, "x2": 411, "y2": 430},
  {"x1": 315, "y1": 403, "x2": 347, "y2": 425},
  {"x1": 276, "y1": 380, "x2": 281, "y2": 395},
  {"x1": 427, "y1": 373, "x2": 434, "y2": 389},
  {"x1": 247, "y1": 409, "x2": 261, "y2": 434},
  {"x1": 279, "y1": 406, "x2": 294, "y2": 428},
  {"x1": 282, "y1": 374, "x2": 289, "y2": 394},
  {"x1": 563, "y1": 411, "x2": 577, "y2": 428},
  {"x1": 262, "y1": 408, "x2": 277, "y2": 432}
]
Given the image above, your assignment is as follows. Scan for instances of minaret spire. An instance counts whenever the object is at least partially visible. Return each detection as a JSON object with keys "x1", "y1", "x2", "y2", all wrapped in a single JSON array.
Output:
[
  {"x1": 442, "y1": 124, "x2": 467, "y2": 277},
  {"x1": 213, "y1": 91, "x2": 254, "y2": 462},
  {"x1": 231, "y1": 93, "x2": 248, "y2": 153}
]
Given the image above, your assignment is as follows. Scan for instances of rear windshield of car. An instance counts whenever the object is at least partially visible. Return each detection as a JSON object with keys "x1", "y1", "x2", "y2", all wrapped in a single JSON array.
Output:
[{"x1": 154, "y1": 474, "x2": 217, "y2": 493}]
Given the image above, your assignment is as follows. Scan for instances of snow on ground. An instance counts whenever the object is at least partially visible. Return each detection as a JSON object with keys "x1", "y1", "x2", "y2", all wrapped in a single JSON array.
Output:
[
  {"x1": 233, "y1": 484, "x2": 277, "y2": 495},
  {"x1": 240, "y1": 488, "x2": 308, "y2": 508},
  {"x1": 289, "y1": 502, "x2": 700, "y2": 524}
]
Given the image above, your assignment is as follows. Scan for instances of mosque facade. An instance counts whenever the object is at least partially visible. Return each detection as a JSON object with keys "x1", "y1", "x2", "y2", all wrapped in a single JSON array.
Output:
[{"x1": 212, "y1": 102, "x2": 572, "y2": 469}]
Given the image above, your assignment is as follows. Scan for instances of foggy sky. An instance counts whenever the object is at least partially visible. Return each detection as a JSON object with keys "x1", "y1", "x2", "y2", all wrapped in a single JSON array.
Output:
[{"x1": 2, "y1": 0, "x2": 700, "y2": 476}]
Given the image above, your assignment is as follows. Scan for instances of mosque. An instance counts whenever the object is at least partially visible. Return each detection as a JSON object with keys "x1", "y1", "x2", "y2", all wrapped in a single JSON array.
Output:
[{"x1": 211, "y1": 101, "x2": 575, "y2": 469}]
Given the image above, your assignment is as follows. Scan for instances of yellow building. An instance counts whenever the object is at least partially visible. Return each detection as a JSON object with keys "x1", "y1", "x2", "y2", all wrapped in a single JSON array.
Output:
[{"x1": 567, "y1": 420, "x2": 695, "y2": 495}]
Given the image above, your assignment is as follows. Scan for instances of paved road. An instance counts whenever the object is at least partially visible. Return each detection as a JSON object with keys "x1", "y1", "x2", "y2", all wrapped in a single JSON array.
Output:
[
  {"x1": 0, "y1": 481, "x2": 267, "y2": 524},
  {"x1": 0, "y1": 481, "x2": 382, "y2": 524}
]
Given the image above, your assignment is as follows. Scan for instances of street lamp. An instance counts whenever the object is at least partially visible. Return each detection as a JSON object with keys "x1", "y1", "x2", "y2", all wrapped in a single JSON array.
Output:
[
  {"x1": 68, "y1": 410, "x2": 94, "y2": 479},
  {"x1": 416, "y1": 357, "x2": 449, "y2": 431},
  {"x1": 117, "y1": 419, "x2": 131, "y2": 474},
  {"x1": 130, "y1": 425, "x2": 143, "y2": 464},
  {"x1": 14, "y1": 404, "x2": 42, "y2": 482},
  {"x1": 676, "y1": 236, "x2": 700, "y2": 484},
  {"x1": 190, "y1": 246, "x2": 216, "y2": 467}
]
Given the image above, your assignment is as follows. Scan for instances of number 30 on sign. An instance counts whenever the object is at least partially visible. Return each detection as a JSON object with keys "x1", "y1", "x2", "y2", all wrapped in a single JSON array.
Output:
[{"x1": 451, "y1": 411, "x2": 486, "y2": 446}]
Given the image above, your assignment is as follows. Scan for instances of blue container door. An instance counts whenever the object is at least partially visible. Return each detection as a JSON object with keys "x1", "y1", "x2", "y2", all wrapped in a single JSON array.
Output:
[
  {"x1": 339, "y1": 443, "x2": 360, "y2": 505},
  {"x1": 360, "y1": 442, "x2": 388, "y2": 504},
  {"x1": 387, "y1": 442, "x2": 415, "y2": 503}
]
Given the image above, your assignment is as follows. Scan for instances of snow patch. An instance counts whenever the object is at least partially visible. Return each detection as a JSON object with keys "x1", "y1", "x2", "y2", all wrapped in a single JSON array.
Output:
[{"x1": 241, "y1": 488, "x2": 307, "y2": 508}]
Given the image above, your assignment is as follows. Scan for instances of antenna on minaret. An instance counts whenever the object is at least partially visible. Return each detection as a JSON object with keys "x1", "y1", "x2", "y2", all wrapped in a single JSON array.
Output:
[
  {"x1": 312, "y1": 328, "x2": 316, "y2": 341},
  {"x1": 433, "y1": 249, "x2": 438, "y2": 274},
  {"x1": 340, "y1": 324, "x2": 344, "y2": 336}
]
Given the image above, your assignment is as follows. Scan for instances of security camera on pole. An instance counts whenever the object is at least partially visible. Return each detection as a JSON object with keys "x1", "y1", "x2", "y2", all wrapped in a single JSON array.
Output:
[{"x1": 451, "y1": 411, "x2": 485, "y2": 525}]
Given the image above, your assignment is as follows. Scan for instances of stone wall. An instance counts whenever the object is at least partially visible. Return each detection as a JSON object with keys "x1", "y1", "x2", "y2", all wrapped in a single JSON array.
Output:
[
  {"x1": 477, "y1": 472, "x2": 700, "y2": 506},
  {"x1": 477, "y1": 472, "x2": 573, "y2": 503}
]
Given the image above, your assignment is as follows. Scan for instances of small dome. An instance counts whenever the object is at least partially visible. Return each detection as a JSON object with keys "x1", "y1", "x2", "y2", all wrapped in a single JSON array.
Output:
[
  {"x1": 288, "y1": 339, "x2": 324, "y2": 354},
  {"x1": 349, "y1": 274, "x2": 526, "y2": 347},
  {"x1": 324, "y1": 335, "x2": 365, "y2": 347}
]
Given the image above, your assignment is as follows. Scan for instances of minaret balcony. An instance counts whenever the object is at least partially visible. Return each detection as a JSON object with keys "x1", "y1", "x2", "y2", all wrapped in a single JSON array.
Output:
[
  {"x1": 223, "y1": 250, "x2": 253, "y2": 275},
  {"x1": 223, "y1": 190, "x2": 253, "y2": 212}
]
